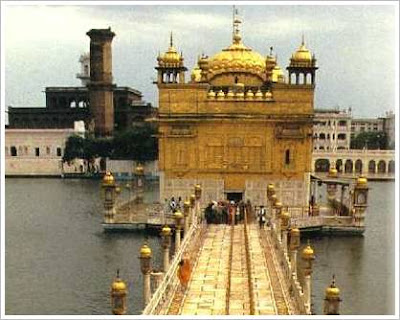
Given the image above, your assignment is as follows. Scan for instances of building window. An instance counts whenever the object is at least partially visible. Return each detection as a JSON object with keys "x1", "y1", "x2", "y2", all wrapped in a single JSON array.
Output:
[
  {"x1": 338, "y1": 133, "x2": 346, "y2": 140},
  {"x1": 57, "y1": 147, "x2": 62, "y2": 157},
  {"x1": 35, "y1": 148, "x2": 40, "y2": 157},
  {"x1": 46, "y1": 146, "x2": 51, "y2": 155},
  {"x1": 319, "y1": 133, "x2": 326, "y2": 140},
  {"x1": 11, "y1": 146, "x2": 17, "y2": 156},
  {"x1": 285, "y1": 149, "x2": 290, "y2": 165}
]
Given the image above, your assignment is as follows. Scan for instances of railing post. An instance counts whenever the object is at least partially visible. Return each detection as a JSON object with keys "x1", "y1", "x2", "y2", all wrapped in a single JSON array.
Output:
[
  {"x1": 161, "y1": 225, "x2": 172, "y2": 272},
  {"x1": 102, "y1": 171, "x2": 117, "y2": 223},
  {"x1": 110, "y1": 269, "x2": 128, "y2": 315},
  {"x1": 183, "y1": 200, "x2": 190, "y2": 237},
  {"x1": 189, "y1": 194, "x2": 196, "y2": 226},
  {"x1": 324, "y1": 275, "x2": 342, "y2": 315},
  {"x1": 194, "y1": 184, "x2": 202, "y2": 224},
  {"x1": 139, "y1": 243, "x2": 152, "y2": 308},
  {"x1": 174, "y1": 211, "x2": 183, "y2": 252},
  {"x1": 280, "y1": 209, "x2": 290, "y2": 255},
  {"x1": 274, "y1": 201, "x2": 282, "y2": 241},
  {"x1": 289, "y1": 227, "x2": 300, "y2": 279},
  {"x1": 301, "y1": 240, "x2": 315, "y2": 314}
]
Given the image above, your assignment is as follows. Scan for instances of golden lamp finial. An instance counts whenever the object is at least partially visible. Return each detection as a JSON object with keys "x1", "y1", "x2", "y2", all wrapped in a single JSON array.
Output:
[{"x1": 232, "y1": 5, "x2": 242, "y2": 44}]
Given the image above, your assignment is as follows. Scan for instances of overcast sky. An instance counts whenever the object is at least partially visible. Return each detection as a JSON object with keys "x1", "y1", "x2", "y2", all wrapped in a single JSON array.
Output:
[{"x1": 2, "y1": 2, "x2": 398, "y2": 119}]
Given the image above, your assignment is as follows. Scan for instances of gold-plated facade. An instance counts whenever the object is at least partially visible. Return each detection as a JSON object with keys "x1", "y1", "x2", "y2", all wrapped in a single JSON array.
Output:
[{"x1": 155, "y1": 10, "x2": 317, "y2": 204}]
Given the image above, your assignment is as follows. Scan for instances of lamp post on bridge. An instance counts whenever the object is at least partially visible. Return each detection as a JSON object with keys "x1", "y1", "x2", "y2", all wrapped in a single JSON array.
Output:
[
  {"x1": 161, "y1": 225, "x2": 172, "y2": 272},
  {"x1": 280, "y1": 209, "x2": 290, "y2": 255},
  {"x1": 289, "y1": 226, "x2": 300, "y2": 279},
  {"x1": 273, "y1": 200, "x2": 282, "y2": 240},
  {"x1": 352, "y1": 176, "x2": 369, "y2": 228},
  {"x1": 189, "y1": 194, "x2": 196, "y2": 226},
  {"x1": 183, "y1": 200, "x2": 191, "y2": 236},
  {"x1": 110, "y1": 269, "x2": 128, "y2": 315},
  {"x1": 139, "y1": 243, "x2": 152, "y2": 307},
  {"x1": 194, "y1": 184, "x2": 202, "y2": 223},
  {"x1": 323, "y1": 275, "x2": 342, "y2": 315},
  {"x1": 174, "y1": 210, "x2": 183, "y2": 252},
  {"x1": 135, "y1": 163, "x2": 144, "y2": 204},
  {"x1": 102, "y1": 171, "x2": 117, "y2": 223},
  {"x1": 302, "y1": 240, "x2": 315, "y2": 314}
]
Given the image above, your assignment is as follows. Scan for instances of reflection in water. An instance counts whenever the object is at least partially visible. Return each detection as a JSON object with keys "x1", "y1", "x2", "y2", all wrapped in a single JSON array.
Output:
[{"x1": 5, "y1": 179, "x2": 394, "y2": 315}]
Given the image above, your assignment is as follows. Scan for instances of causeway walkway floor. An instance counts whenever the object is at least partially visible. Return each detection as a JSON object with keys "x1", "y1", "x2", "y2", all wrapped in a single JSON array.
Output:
[{"x1": 168, "y1": 223, "x2": 287, "y2": 315}]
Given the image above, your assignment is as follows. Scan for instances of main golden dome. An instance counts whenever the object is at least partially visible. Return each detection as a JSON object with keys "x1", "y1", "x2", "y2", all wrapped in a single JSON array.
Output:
[
  {"x1": 208, "y1": 42, "x2": 266, "y2": 76},
  {"x1": 206, "y1": 13, "x2": 265, "y2": 80}
]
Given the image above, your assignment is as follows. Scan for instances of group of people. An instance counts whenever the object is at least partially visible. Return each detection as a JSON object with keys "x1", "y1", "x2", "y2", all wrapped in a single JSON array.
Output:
[{"x1": 204, "y1": 200, "x2": 251, "y2": 225}]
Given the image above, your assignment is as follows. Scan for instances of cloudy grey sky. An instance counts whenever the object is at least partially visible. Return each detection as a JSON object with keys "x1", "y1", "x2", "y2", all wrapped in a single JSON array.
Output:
[{"x1": 2, "y1": 2, "x2": 398, "y2": 118}]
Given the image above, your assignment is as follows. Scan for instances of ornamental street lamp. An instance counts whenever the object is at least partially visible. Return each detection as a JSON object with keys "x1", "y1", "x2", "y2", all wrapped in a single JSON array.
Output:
[
  {"x1": 135, "y1": 163, "x2": 144, "y2": 204},
  {"x1": 323, "y1": 275, "x2": 342, "y2": 315},
  {"x1": 102, "y1": 171, "x2": 117, "y2": 223},
  {"x1": 289, "y1": 226, "x2": 301, "y2": 278},
  {"x1": 352, "y1": 176, "x2": 369, "y2": 228},
  {"x1": 327, "y1": 166, "x2": 338, "y2": 202},
  {"x1": 267, "y1": 183, "x2": 275, "y2": 200},
  {"x1": 139, "y1": 243, "x2": 152, "y2": 307},
  {"x1": 189, "y1": 194, "x2": 196, "y2": 225},
  {"x1": 280, "y1": 209, "x2": 290, "y2": 254},
  {"x1": 160, "y1": 225, "x2": 172, "y2": 272},
  {"x1": 194, "y1": 184, "x2": 202, "y2": 223},
  {"x1": 183, "y1": 200, "x2": 191, "y2": 236},
  {"x1": 110, "y1": 269, "x2": 127, "y2": 315},
  {"x1": 302, "y1": 240, "x2": 315, "y2": 314},
  {"x1": 174, "y1": 210, "x2": 183, "y2": 252}
]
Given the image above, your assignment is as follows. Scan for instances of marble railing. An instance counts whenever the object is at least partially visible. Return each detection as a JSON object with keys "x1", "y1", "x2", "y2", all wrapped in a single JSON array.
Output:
[{"x1": 142, "y1": 221, "x2": 207, "y2": 315}]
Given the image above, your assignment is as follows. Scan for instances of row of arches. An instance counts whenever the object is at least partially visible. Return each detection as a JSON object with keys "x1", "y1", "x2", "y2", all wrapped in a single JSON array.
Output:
[
  {"x1": 288, "y1": 71, "x2": 315, "y2": 85},
  {"x1": 314, "y1": 133, "x2": 347, "y2": 140},
  {"x1": 314, "y1": 159, "x2": 395, "y2": 174}
]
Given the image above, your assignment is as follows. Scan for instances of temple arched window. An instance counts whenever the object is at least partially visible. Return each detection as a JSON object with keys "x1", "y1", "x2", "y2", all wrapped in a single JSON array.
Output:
[{"x1": 285, "y1": 149, "x2": 290, "y2": 165}]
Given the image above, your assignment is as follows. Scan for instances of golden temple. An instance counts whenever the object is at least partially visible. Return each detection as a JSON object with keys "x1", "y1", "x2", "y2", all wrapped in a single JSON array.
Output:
[{"x1": 154, "y1": 9, "x2": 318, "y2": 206}]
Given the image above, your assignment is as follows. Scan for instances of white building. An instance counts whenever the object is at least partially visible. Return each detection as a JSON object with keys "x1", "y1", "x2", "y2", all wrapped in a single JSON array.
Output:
[
  {"x1": 351, "y1": 117, "x2": 384, "y2": 138},
  {"x1": 313, "y1": 108, "x2": 352, "y2": 151},
  {"x1": 5, "y1": 121, "x2": 86, "y2": 176}
]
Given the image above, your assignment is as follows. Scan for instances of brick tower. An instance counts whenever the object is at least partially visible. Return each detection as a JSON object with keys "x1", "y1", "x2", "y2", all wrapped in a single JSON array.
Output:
[{"x1": 86, "y1": 28, "x2": 115, "y2": 137}]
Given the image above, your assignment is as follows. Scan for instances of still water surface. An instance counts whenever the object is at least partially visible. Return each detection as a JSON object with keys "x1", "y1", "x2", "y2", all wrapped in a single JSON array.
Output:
[{"x1": 5, "y1": 179, "x2": 395, "y2": 315}]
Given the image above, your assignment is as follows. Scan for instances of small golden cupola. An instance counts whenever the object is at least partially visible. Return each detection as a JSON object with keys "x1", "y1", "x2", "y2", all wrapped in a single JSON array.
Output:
[
  {"x1": 265, "y1": 46, "x2": 277, "y2": 82},
  {"x1": 271, "y1": 55, "x2": 285, "y2": 83},
  {"x1": 155, "y1": 32, "x2": 187, "y2": 84},
  {"x1": 287, "y1": 36, "x2": 318, "y2": 85},
  {"x1": 190, "y1": 57, "x2": 202, "y2": 83}
]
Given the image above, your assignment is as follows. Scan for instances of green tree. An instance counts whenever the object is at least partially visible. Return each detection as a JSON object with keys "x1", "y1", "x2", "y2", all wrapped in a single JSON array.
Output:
[
  {"x1": 62, "y1": 124, "x2": 158, "y2": 167},
  {"x1": 112, "y1": 124, "x2": 158, "y2": 161},
  {"x1": 62, "y1": 135, "x2": 86, "y2": 164},
  {"x1": 350, "y1": 131, "x2": 388, "y2": 150}
]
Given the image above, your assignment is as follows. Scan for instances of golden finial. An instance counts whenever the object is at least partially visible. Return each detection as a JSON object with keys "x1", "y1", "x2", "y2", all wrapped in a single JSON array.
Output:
[
  {"x1": 302, "y1": 33, "x2": 305, "y2": 46},
  {"x1": 232, "y1": 5, "x2": 242, "y2": 44},
  {"x1": 170, "y1": 31, "x2": 173, "y2": 47}
]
